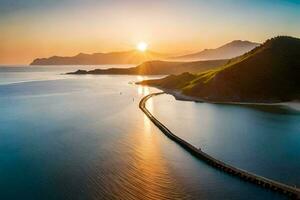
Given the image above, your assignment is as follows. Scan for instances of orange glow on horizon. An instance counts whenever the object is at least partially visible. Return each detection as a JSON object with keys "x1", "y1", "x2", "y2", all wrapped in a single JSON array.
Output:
[{"x1": 1, "y1": 1, "x2": 297, "y2": 64}]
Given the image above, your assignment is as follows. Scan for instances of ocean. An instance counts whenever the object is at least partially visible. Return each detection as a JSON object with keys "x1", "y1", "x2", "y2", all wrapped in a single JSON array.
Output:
[{"x1": 0, "y1": 65, "x2": 298, "y2": 199}]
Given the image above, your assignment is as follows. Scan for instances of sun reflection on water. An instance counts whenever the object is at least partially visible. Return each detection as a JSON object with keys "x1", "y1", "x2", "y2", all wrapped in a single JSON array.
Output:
[
  {"x1": 137, "y1": 84, "x2": 154, "y2": 128},
  {"x1": 138, "y1": 85, "x2": 150, "y2": 96},
  {"x1": 125, "y1": 99, "x2": 186, "y2": 199},
  {"x1": 137, "y1": 75, "x2": 144, "y2": 82}
]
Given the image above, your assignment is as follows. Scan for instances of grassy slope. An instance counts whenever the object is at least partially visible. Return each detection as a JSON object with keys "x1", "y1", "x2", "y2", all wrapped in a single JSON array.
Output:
[{"x1": 139, "y1": 36, "x2": 300, "y2": 102}]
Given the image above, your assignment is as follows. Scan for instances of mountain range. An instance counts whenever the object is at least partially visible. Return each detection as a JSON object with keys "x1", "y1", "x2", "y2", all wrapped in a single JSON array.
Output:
[
  {"x1": 30, "y1": 40, "x2": 259, "y2": 65},
  {"x1": 30, "y1": 50, "x2": 167, "y2": 65},
  {"x1": 138, "y1": 36, "x2": 300, "y2": 103},
  {"x1": 171, "y1": 40, "x2": 260, "y2": 61}
]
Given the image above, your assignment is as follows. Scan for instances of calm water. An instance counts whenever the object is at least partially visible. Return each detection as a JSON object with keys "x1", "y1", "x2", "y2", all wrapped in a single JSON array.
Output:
[
  {"x1": 0, "y1": 66, "x2": 297, "y2": 199},
  {"x1": 152, "y1": 95, "x2": 300, "y2": 187}
]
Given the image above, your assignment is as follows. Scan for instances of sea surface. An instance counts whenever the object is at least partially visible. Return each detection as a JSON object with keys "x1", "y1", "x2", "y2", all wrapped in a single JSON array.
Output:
[{"x1": 0, "y1": 65, "x2": 299, "y2": 200}]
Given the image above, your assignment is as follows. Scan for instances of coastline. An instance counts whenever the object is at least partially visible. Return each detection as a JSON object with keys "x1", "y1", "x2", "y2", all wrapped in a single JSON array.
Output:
[{"x1": 146, "y1": 86, "x2": 300, "y2": 110}]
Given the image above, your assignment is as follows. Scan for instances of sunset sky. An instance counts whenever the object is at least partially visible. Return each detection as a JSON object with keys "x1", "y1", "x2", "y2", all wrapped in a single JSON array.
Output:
[{"x1": 1, "y1": 0, "x2": 300, "y2": 64}]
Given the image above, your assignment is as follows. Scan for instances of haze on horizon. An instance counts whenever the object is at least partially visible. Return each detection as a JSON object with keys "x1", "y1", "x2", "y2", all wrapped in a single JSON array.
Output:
[{"x1": 1, "y1": 0, "x2": 300, "y2": 64}]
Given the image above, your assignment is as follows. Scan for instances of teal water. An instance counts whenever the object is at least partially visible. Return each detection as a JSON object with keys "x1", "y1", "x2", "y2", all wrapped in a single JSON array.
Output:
[
  {"x1": 0, "y1": 66, "x2": 294, "y2": 199},
  {"x1": 152, "y1": 94, "x2": 300, "y2": 187}
]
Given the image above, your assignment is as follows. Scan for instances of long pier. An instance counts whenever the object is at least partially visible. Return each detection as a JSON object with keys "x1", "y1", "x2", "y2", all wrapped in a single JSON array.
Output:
[{"x1": 139, "y1": 92, "x2": 300, "y2": 199}]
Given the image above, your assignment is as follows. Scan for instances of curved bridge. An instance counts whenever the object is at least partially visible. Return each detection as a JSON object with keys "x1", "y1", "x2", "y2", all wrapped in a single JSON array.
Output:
[{"x1": 139, "y1": 92, "x2": 300, "y2": 199}]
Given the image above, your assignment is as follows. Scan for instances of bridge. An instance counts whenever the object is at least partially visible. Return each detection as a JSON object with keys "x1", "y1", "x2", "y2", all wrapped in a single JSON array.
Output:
[{"x1": 139, "y1": 92, "x2": 300, "y2": 199}]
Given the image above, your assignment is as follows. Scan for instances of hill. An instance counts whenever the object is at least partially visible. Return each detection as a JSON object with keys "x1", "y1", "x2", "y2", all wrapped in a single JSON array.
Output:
[
  {"x1": 67, "y1": 59, "x2": 227, "y2": 75},
  {"x1": 30, "y1": 50, "x2": 167, "y2": 65},
  {"x1": 171, "y1": 40, "x2": 260, "y2": 61},
  {"x1": 138, "y1": 36, "x2": 300, "y2": 103}
]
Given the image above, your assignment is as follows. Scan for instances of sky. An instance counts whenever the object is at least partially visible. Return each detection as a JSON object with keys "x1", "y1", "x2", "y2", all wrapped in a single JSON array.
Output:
[{"x1": 0, "y1": 0, "x2": 300, "y2": 64}]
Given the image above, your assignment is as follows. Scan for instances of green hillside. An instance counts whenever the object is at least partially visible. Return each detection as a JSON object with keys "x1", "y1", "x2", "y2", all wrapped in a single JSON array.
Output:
[{"x1": 139, "y1": 36, "x2": 300, "y2": 103}]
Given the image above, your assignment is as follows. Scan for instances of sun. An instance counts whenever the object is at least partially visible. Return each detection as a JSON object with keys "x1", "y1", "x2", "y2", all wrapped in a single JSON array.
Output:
[{"x1": 137, "y1": 42, "x2": 148, "y2": 52}]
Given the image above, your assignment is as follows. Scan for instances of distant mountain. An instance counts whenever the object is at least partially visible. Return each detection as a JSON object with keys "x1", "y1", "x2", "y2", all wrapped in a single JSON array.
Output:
[
  {"x1": 139, "y1": 36, "x2": 300, "y2": 103},
  {"x1": 31, "y1": 40, "x2": 259, "y2": 65},
  {"x1": 171, "y1": 40, "x2": 260, "y2": 61},
  {"x1": 67, "y1": 59, "x2": 227, "y2": 75},
  {"x1": 30, "y1": 50, "x2": 167, "y2": 65}
]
